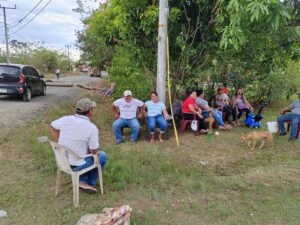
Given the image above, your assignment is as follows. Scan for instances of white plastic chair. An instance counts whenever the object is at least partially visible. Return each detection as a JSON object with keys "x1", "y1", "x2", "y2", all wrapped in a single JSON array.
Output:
[{"x1": 48, "y1": 140, "x2": 104, "y2": 207}]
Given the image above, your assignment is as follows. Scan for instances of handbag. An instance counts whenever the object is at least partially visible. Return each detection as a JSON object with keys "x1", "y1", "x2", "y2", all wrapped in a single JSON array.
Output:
[{"x1": 191, "y1": 120, "x2": 198, "y2": 131}]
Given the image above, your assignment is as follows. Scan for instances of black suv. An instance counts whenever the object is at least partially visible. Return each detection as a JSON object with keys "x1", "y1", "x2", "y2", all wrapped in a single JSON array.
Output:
[{"x1": 0, "y1": 63, "x2": 46, "y2": 101}]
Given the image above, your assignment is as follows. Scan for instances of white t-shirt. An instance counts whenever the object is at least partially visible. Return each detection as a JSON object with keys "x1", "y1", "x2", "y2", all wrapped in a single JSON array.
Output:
[
  {"x1": 51, "y1": 115, "x2": 99, "y2": 166},
  {"x1": 113, "y1": 98, "x2": 144, "y2": 119}
]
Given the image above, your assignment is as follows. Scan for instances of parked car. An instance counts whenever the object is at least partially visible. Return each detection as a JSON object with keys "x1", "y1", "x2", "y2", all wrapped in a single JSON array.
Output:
[
  {"x1": 0, "y1": 63, "x2": 46, "y2": 101},
  {"x1": 79, "y1": 65, "x2": 89, "y2": 72}
]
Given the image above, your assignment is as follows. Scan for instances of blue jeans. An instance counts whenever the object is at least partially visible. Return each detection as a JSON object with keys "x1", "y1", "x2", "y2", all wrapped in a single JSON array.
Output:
[
  {"x1": 147, "y1": 115, "x2": 167, "y2": 134},
  {"x1": 113, "y1": 118, "x2": 140, "y2": 143},
  {"x1": 71, "y1": 151, "x2": 107, "y2": 186},
  {"x1": 277, "y1": 113, "x2": 300, "y2": 139},
  {"x1": 203, "y1": 110, "x2": 225, "y2": 126}
]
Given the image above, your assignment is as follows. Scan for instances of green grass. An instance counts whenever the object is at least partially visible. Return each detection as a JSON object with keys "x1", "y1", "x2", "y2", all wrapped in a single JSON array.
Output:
[{"x1": 1, "y1": 93, "x2": 300, "y2": 225}]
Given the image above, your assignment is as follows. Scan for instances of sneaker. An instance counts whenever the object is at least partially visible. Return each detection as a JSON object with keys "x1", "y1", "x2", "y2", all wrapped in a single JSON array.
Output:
[
  {"x1": 79, "y1": 182, "x2": 97, "y2": 194},
  {"x1": 279, "y1": 132, "x2": 287, "y2": 136}
]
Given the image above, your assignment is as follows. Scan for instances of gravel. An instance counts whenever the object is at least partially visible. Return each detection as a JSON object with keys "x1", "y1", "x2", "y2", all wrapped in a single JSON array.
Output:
[{"x1": 0, "y1": 74, "x2": 102, "y2": 129}]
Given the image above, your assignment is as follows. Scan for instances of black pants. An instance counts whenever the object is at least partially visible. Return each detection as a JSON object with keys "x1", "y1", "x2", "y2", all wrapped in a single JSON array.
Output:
[
  {"x1": 222, "y1": 105, "x2": 234, "y2": 122},
  {"x1": 183, "y1": 113, "x2": 207, "y2": 130},
  {"x1": 237, "y1": 108, "x2": 250, "y2": 119}
]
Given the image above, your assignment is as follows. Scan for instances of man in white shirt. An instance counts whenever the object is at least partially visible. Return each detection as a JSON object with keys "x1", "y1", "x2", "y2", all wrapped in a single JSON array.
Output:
[
  {"x1": 112, "y1": 90, "x2": 145, "y2": 144},
  {"x1": 51, "y1": 98, "x2": 107, "y2": 194}
]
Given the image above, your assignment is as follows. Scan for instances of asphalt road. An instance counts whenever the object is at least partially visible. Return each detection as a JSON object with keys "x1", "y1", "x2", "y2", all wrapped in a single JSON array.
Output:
[{"x1": 0, "y1": 74, "x2": 102, "y2": 129}]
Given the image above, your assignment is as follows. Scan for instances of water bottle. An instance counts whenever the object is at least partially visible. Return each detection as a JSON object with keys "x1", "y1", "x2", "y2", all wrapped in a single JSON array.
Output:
[{"x1": 207, "y1": 131, "x2": 212, "y2": 141}]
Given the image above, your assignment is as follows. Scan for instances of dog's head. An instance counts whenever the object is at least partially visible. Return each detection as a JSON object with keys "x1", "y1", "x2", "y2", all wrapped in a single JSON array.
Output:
[{"x1": 240, "y1": 133, "x2": 246, "y2": 143}]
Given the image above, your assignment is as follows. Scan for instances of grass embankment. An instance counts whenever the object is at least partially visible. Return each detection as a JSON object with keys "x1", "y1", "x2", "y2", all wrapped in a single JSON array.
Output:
[{"x1": 0, "y1": 92, "x2": 300, "y2": 225}]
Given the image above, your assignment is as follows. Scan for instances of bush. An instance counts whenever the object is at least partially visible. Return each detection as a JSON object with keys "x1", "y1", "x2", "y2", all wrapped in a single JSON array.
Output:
[{"x1": 109, "y1": 46, "x2": 153, "y2": 101}]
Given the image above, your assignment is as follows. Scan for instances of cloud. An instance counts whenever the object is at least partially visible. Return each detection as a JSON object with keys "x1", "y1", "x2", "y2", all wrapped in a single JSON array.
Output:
[{"x1": 0, "y1": 0, "x2": 96, "y2": 60}]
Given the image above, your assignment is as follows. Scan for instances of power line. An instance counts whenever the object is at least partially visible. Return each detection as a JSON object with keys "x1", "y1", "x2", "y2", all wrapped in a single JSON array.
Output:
[
  {"x1": 9, "y1": 0, "x2": 53, "y2": 35},
  {"x1": 8, "y1": 0, "x2": 43, "y2": 29}
]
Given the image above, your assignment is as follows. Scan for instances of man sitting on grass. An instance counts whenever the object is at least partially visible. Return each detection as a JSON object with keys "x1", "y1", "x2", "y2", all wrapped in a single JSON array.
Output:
[
  {"x1": 277, "y1": 91, "x2": 300, "y2": 141},
  {"x1": 50, "y1": 98, "x2": 107, "y2": 194}
]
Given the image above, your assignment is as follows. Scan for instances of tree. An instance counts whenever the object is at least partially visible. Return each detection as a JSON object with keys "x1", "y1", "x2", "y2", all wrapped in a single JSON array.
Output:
[{"x1": 77, "y1": 0, "x2": 300, "y2": 102}]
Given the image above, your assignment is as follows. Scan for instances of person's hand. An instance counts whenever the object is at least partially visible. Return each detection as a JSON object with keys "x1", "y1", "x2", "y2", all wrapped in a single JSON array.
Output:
[
  {"x1": 197, "y1": 112, "x2": 203, "y2": 119},
  {"x1": 114, "y1": 113, "x2": 119, "y2": 119},
  {"x1": 137, "y1": 112, "x2": 143, "y2": 119}
]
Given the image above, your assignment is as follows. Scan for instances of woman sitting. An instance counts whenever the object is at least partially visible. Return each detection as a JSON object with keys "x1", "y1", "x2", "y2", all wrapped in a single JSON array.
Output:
[
  {"x1": 182, "y1": 90, "x2": 208, "y2": 133},
  {"x1": 196, "y1": 90, "x2": 231, "y2": 130},
  {"x1": 215, "y1": 87, "x2": 237, "y2": 125},
  {"x1": 232, "y1": 88, "x2": 253, "y2": 126},
  {"x1": 145, "y1": 92, "x2": 169, "y2": 143}
]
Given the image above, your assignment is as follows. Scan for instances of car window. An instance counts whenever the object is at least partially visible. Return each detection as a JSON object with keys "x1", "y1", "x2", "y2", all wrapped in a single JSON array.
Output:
[
  {"x1": 0, "y1": 66, "x2": 20, "y2": 77},
  {"x1": 22, "y1": 67, "x2": 30, "y2": 76},
  {"x1": 30, "y1": 67, "x2": 39, "y2": 78}
]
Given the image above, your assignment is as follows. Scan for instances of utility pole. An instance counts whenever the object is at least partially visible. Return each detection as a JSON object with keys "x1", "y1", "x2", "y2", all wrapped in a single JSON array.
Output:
[
  {"x1": 0, "y1": 4, "x2": 17, "y2": 64},
  {"x1": 156, "y1": 0, "x2": 168, "y2": 104},
  {"x1": 65, "y1": 44, "x2": 71, "y2": 70}
]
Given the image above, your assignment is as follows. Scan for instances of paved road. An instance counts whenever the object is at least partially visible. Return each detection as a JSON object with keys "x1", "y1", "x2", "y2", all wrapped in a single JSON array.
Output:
[{"x1": 0, "y1": 74, "x2": 102, "y2": 129}]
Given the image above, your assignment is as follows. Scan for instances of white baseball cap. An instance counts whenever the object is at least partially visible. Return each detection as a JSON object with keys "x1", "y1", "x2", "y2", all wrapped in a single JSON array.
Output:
[{"x1": 124, "y1": 90, "x2": 132, "y2": 96}]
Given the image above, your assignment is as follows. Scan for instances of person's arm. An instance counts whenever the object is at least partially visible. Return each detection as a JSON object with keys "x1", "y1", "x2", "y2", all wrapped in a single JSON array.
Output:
[
  {"x1": 112, "y1": 103, "x2": 119, "y2": 119},
  {"x1": 50, "y1": 125, "x2": 60, "y2": 142},
  {"x1": 244, "y1": 96, "x2": 253, "y2": 111},
  {"x1": 198, "y1": 102, "x2": 212, "y2": 111},
  {"x1": 162, "y1": 108, "x2": 169, "y2": 116},
  {"x1": 188, "y1": 104, "x2": 203, "y2": 118},
  {"x1": 231, "y1": 96, "x2": 237, "y2": 107},
  {"x1": 281, "y1": 105, "x2": 293, "y2": 115}
]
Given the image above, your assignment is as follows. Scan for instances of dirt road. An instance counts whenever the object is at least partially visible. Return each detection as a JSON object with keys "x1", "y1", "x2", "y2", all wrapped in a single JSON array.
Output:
[{"x1": 0, "y1": 74, "x2": 102, "y2": 129}]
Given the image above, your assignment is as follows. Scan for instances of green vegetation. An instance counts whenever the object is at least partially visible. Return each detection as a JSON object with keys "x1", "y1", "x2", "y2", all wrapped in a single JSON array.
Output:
[
  {"x1": 0, "y1": 41, "x2": 71, "y2": 74},
  {"x1": 1, "y1": 92, "x2": 300, "y2": 225},
  {"x1": 77, "y1": 0, "x2": 300, "y2": 101}
]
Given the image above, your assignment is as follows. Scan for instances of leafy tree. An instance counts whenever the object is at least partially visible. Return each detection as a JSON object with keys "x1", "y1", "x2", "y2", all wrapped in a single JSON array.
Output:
[
  {"x1": 6, "y1": 40, "x2": 70, "y2": 74},
  {"x1": 77, "y1": 0, "x2": 300, "y2": 103}
]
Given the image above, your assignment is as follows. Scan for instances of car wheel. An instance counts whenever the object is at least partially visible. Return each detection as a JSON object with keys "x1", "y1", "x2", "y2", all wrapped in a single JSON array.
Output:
[
  {"x1": 22, "y1": 88, "x2": 32, "y2": 102},
  {"x1": 40, "y1": 84, "x2": 46, "y2": 96}
]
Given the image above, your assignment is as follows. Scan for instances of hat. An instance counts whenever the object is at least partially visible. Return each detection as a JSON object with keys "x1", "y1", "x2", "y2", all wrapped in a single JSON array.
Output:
[
  {"x1": 297, "y1": 91, "x2": 300, "y2": 95},
  {"x1": 76, "y1": 98, "x2": 96, "y2": 113},
  {"x1": 124, "y1": 90, "x2": 132, "y2": 96}
]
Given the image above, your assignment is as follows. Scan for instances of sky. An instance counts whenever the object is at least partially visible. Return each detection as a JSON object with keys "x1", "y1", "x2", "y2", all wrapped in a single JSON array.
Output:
[{"x1": 0, "y1": 0, "x2": 101, "y2": 60}]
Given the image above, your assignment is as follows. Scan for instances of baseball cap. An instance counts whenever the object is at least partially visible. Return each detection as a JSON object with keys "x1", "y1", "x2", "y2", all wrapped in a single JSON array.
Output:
[
  {"x1": 76, "y1": 98, "x2": 96, "y2": 113},
  {"x1": 124, "y1": 90, "x2": 132, "y2": 96}
]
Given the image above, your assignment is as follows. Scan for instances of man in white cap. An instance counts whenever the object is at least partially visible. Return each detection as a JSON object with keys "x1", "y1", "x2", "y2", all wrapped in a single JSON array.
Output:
[
  {"x1": 50, "y1": 98, "x2": 107, "y2": 194},
  {"x1": 112, "y1": 90, "x2": 145, "y2": 144},
  {"x1": 277, "y1": 91, "x2": 300, "y2": 141}
]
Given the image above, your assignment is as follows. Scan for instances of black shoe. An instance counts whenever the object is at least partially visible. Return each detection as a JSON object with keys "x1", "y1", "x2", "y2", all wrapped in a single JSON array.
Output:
[
  {"x1": 279, "y1": 132, "x2": 287, "y2": 136},
  {"x1": 79, "y1": 182, "x2": 97, "y2": 194}
]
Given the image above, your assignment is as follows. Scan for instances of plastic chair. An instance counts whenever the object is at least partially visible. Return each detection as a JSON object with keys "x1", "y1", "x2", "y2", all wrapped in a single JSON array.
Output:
[
  {"x1": 178, "y1": 101, "x2": 197, "y2": 133},
  {"x1": 48, "y1": 140, "x2": 103, "y2": 207}
]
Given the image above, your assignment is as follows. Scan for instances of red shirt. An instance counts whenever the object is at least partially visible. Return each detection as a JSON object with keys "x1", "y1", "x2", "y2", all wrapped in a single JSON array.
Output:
[
  {"x1": 182, "y1": 96, "x2": 197, "y2": 113},
  {"x1": 221, "y1": 87, "x2": 229, "y2": 94}
]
